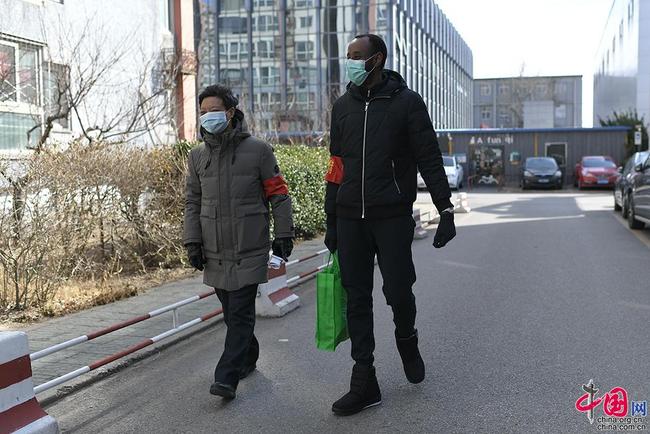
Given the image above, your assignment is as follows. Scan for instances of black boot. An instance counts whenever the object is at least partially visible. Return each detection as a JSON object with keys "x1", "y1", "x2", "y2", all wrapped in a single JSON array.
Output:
[
  {"x1": 209, "y1": 382, "x2": 236, "y2": 400},
  {"x1": 332, "y1": 364, "x2": 382, "y2": 416},
  {"x1": 395, "y1": 329, "x2": 425, "y2": 384}
]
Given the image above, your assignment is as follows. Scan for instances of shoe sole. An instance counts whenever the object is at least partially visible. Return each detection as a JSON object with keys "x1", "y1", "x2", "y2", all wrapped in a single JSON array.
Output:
[
  {"x1": 210, "y1": 385, "x2": 236, "y2": 400},
  {"x1": 332, "y1": 400, "x2": 382, "y2": 416}
]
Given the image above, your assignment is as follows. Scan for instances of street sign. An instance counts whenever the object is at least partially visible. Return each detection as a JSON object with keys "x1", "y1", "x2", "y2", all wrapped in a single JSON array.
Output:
[{"x1": 634, "y1": 131, "x2": 642, "y2": 146}]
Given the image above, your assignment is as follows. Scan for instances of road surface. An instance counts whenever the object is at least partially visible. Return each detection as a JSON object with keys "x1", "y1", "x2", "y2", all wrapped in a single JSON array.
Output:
[{"x1": 46, "y1": 191, "x2": 650, "y2": 433}]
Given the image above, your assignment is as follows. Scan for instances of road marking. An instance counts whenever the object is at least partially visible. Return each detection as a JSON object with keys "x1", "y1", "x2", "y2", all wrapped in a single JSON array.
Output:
[{"x1": 611, "y1": 213, "x2": 650, "y2": 249}]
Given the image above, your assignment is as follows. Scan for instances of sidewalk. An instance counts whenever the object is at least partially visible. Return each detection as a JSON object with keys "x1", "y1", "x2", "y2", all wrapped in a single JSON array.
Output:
[{"x1": 14, "y1": 236, "x2": 329, "y2": 403}]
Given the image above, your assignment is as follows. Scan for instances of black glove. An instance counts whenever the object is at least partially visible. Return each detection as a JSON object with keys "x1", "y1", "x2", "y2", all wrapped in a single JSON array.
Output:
[
  {"x1": 433, "y1": 212, "x2": 456, "y2": 248},
  {"x1": 186, "y1": 243, "x2": 206, "y2": 271},
  {"x1": 272, "y1": 237, "x2": 294, "y2": 260},
  {"x1": 324, "y1": 215, "x2": 337, "y2": 253}
]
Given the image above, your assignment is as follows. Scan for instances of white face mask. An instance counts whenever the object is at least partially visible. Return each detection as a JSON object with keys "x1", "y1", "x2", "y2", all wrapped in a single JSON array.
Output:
[{"x1": 200, "y1": 111, "x2": 229, "y2": 135}]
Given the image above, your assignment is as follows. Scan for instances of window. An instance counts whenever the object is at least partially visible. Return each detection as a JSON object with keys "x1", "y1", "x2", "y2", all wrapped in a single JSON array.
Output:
[
  {"x1": 299, "y1": 16, "x2": 313, "y2": 28},
  {"x1": 535, "y1": 83, "x2": 547, "y2": 95},
  {"x1": 295, "y1": 41, "x2": 314, "y2": 61},
  {"x1": 0, "y1": 112, "x2": 38, "y2": 151},
  {"x1": 256, "y1": 40, "x2": 274, "y2": 59},
  {"x1": 254, "y1": 0, "x2": 274, "y2": 6},
  {"x1": 498, "y1": 84, "x2": 509, "y2": 95},
  {"x1": 480, "y1": 84, "x2": 491, "y2": 96},
  {"x1": 481, "y1": 106, "x2": 491, "y2": 120},
  {"x1": 218, "y1": 17, "x2": 248, "y2": 34},
  {"x1": 295, "y1": 0, "x2": 313, "y2": 7},
  {"x1": 259, "y1": 66, "x2": 279, "y2": 85},
  {"x1": 222, "y1": 0, "x2": 245, "y2": 11},
  {"x1": 0, "y1": 42, "x2": 17, "y2": 102},
  {"x1": 0, "y1": 40, "x2": 41, "y2": 105},
  {"x1": 45, "y1": 63, "x2": 70, "y2": 129},
  {"x1": 257, "y1": 15, "x2": 278, "y2": 31},
  {"x1": 377, "y1": 8, "x2": 388, "y2": 28}
]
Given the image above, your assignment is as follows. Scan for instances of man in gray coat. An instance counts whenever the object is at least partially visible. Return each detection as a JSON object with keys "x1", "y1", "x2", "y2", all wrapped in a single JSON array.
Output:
[{"x1": 184, "y1": 84, "x2": 294, "y2": 400}]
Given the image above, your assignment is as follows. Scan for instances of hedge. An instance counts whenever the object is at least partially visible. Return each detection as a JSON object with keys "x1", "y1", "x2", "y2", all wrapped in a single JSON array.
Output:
[{"x1": 273, "y1": 145, "x2": 329, "y2": 238}]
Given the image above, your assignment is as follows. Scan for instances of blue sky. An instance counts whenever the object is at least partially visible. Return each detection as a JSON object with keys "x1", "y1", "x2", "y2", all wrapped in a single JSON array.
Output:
[{"x1": 435, "y1": 0, "x2": 614, "y2": 126}]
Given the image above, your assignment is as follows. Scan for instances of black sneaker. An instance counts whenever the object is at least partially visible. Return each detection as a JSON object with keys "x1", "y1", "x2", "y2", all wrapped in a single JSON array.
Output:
[
  {"x1": 332, "y1": 364, "x2": 382, "y2": 416},
  {"x1": 395, "y1": 329, "x2": 425, "y2": 384},
  {"x1": 209, "y1": 382, "x2": 236, "y2": 400},
  {"x1": 239, "y1": 364, "x2": 256, "y2": 380}
]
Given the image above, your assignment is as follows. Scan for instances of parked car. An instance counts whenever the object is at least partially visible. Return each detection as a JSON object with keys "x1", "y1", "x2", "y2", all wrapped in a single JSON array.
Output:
[
  {"x1": 520, "y1": 157, "x2": 563, "y2": 189},
  {"x1": 417, "y1": 155, "x2": 464, "y2": 190},
  {"x1": 574, "y1": 156, "x2": 618, "y2": 189},
  {"x1": 626, "y1": 152, "x2": 650, "y2": 229},
  {"x1": 614, "y1": 151, "x2": 649, "y2": 213}
]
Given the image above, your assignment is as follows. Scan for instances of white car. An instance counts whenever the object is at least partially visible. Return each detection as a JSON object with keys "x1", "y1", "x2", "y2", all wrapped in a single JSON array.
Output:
[{"x1": 417, "y1": 156, "x2": 464, "y2": 190}]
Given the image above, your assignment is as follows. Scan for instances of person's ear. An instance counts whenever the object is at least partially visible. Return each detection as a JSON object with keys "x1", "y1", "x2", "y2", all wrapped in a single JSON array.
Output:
[{"x1": 226, "y1": 108, "x2": 235, "y2": 121}]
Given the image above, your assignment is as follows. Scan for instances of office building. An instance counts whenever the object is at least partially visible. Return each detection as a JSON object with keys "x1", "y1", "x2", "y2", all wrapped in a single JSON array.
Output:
[
  {"x1": 593, "y1": 0, "x2": 650, "y2": 125},
  {"x1": 474, "y1": 76, "x2": 582, "y2": 129},
  {"x1": 195, "y1": 0, "x2": 473, "y2": 133}
]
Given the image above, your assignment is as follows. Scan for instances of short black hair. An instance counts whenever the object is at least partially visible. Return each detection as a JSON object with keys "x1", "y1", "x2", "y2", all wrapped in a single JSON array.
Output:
[
  {"x1": 198, "y1": 84, "x2": 239, "y2": 109},
  {"x1": 354, "y1": 33, "x2": 387, "y2": 68}
]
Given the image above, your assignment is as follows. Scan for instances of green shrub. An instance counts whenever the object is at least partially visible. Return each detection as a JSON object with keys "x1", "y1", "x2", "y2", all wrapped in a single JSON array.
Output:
[{"x1": 274, "y1": 145, "x2": 328, "y2": 239}]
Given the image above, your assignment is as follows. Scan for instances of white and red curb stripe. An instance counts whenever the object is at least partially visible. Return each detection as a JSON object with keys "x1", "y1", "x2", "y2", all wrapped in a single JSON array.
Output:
[
  {"x1": 256, "y1": 262, "x2": 300, "y2": 317},
  {"x1": 0, "y1": 331, "x2": 58, "y2": 434}
]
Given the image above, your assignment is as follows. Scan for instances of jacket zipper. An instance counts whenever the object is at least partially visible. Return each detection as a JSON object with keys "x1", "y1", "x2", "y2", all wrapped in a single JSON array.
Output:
[
  {"x1": 362, "y1": 96, "x2": 370, "y2": 219},
  {"x1": 391, "y1": 160, "x2": 401, "y2": 194}
]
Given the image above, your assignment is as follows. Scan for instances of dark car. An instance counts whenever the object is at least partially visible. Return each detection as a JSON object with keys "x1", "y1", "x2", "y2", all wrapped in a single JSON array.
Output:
[
  {"x1": 520, "y1": 157, "x2": 563, "y2": 189},
  {"x1": 614, "y1": 151, "x2": 649, "y2": 214},
  {"x1": 626, "y1": 152, "x2": 650, "y2": 229}
]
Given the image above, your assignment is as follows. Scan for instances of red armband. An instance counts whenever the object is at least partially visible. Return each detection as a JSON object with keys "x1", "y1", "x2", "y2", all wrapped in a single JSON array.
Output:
[
  {"x1": 325, "y1": 156, "x2": 344, "y2": 184},
  {"x1": 263, "y1": 175, "x2": 289, "y2": 198}
]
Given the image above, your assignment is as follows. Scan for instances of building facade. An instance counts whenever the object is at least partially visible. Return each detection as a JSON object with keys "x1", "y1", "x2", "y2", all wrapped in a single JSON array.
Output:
[
  {"x1": 0, "y1": 0, "x2": 196, "y2": 155},
  {"x1": 593, "y1": 0, "x2": 650, "y2": 126},
  {"x1": 437, "y1": 127, "x2": 628, "y2": 186},
  {"x1": 473, "y1": 76, "x2": 582, "y2": 130},
  {"x1": 195, "y1": 0, "x2": 473, "y2": 133}
]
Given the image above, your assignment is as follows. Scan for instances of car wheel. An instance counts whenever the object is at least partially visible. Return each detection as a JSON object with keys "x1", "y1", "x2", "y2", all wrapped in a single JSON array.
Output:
[{"x1": 628, "y1": 196, "x2": 645, "y2": 229}]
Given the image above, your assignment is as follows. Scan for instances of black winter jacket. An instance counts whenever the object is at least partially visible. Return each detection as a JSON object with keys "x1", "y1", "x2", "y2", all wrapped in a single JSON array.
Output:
[{"x1": 325, "y1": 70, "x2": 453, "y2": 220}]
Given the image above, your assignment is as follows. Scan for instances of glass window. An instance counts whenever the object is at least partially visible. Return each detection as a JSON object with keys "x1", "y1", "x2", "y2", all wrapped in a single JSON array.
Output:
[
  {"x1": 295, "y1": 0, "x2": 313, "y2": 7},
  {"x1": 256, "y1": 40, "x2": 274, "y2": 59},
  {"x1": 259, "y1": 66, "x2": 279, "y2": 85},
  {"x1": 0, "y1": 112, "x2": 38, "y2": 151},
  {"x1": 218, "y1": 17, "x2": 248, "y2": 34},
  {"x1": 481, "y1": 106, "x2": 491, "y2": 120},
  {"x1": 254, "y1": 0, "x2": 274, "y2": 6},
  {"x1": 498, "y1": 84, "x2": 509, "y2": 95},
  {"x1": 295, "y1": 41, "x2": 314, "y2": 61},
  {"x1": 0, "y1": 42, "x2": 17, "y2": 102},
  {"x1": 299, "y1": 16, "x2": 313, "y2": 28},
  {"x1": 257, "y1": 15, "x2": 278, "y2": 31},
  {"x1": 583, "y1": 158, "x2": 616, "y2": 168},
  {"x1": 45, "y1": 63, "x2": 70, "y2": 129},
  {"x1": 222, "y1": 0, "x2": 245, "y2": 11},
  {"x1": 480, "y1": 84, "x2": 491, "y2": 96}
]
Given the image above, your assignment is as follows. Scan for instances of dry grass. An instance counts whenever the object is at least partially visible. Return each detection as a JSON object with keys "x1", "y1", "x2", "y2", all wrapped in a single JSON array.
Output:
[{"x1": 0, "y1": 266, "x2": 195, "y2": 328}]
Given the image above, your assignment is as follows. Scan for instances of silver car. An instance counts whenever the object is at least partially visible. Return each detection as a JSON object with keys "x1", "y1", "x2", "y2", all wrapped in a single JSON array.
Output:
[{"x1": 418, "y1": 156, "x2": 464, "y2": 190}]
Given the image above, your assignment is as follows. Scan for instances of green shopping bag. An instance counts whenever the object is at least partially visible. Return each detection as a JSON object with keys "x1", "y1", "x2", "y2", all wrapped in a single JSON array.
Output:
[{"x1": 315, "y1": 252, "x2": 349, "y2": 351}]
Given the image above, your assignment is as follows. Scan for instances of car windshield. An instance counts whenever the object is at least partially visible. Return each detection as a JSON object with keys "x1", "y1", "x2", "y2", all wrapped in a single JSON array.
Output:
[
  {"x1": 443, "y1": 157, "x2": 455, "y2": 167},
  {"x1": 583, "y1": 158, "x2": 616, "y2": 168},
  {"x1": 526, "y1": 159, "x2": 557, "y2": 170}
]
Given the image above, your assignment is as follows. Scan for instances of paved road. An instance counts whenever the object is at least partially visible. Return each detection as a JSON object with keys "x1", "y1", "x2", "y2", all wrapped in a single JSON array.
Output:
[{"x1": 46, "y1": 191, "x2": 650, "y2": 433}]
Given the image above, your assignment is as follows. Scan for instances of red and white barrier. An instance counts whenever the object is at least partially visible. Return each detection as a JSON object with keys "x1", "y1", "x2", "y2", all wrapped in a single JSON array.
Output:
[
  {"x1": 256, "y1": 262, "x2": 300, "y2": 317},
  {"x1": 0, "y1": 332, "x2": 58, "y2": 434},
  {"x1": 413, "y1": 208, "x2": 428, "y2": 239}
]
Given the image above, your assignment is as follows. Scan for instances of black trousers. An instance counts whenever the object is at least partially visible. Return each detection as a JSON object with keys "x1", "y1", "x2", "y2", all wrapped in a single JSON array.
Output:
[
  {"x1": 214, "y1": 284, "x2": 259, "y2": 387},
  {"x1": 338, "y1": 215, "x2": 417, "y2": 366}
]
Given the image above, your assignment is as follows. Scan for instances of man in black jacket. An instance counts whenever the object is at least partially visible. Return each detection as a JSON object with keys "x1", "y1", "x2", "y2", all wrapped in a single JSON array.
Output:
[{"x1": 324, "y1": 34, "x2": 456, "y2": 416}]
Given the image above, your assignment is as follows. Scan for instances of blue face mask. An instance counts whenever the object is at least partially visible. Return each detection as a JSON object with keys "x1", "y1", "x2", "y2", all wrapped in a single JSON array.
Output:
[
  {"x1": 200, "y1": 111, "x2": 229, "y2": 135},
  {"x1": 346, "y1": 53, "x2": 378, "y2": 86}
]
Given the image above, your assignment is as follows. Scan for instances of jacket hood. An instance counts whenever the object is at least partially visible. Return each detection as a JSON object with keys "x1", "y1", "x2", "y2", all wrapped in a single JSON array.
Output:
[{"x1": 347, "y1": 69, "x2": 407, "y2": 100}]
